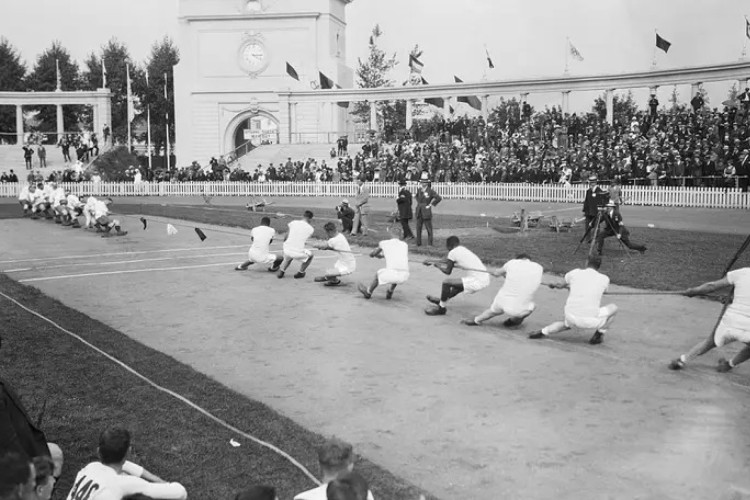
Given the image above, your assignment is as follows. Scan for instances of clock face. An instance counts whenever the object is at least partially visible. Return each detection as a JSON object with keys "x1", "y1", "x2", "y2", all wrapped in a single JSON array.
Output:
[{"x1": 242, "y1": 43, "x2": 267, "y2": 72}]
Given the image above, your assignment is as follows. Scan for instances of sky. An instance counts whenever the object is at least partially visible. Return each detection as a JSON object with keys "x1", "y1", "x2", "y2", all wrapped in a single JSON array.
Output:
[{"x1": 1, "y1": 0, "x2": 748, "y2": 112}]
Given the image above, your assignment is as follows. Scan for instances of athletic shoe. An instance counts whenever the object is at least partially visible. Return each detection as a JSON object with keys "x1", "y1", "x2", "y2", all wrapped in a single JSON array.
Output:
[
  {"x1": 314, "y1": 276, "x2": 329, "y2": 282},
  {"x1": 528, "y1": 331, "x2": 547, "y2": 339},
  {"x1": 358, "y1": 283, "x2": 372, "y2": 299},
  {"x1": 461, "y1": 319, "x2": 480, "y2": 326},
  {"x1": 503, "y1": 317, "x2": 523, "y2": 327},
  {"x1": 324, "y1": 280, "x2": 341, "y2": 287},
  {"x1": 425, "y1": 305, "x2": 447, "y2": 316},
  {"x1": 717, "y1": 358, "x2": 733, "y2": 373},
  {"x1": 277, "y1": 270, "x2": 285, "y2": 279},
  {"x1": 588, "y1": 331, "x2": 604, "y2": 345},
  {"x1": 385, "y1": 289, "x2": 394, "y2": 300},
  {"x1": 235, "y1": 266, "x2": 247, "y2": 271},
  {"x1": 425, "y1": 295, "x2": 441, "y2": 305},
  {"x1": 294, "y1": 272, "x2": 306, "y2": 279},
  {"x1": 668, "y1": 358, "x2": 685, "y2": 370},
  {"x1": 268, "y1": 266, "x2": 280, "y2": 272}
]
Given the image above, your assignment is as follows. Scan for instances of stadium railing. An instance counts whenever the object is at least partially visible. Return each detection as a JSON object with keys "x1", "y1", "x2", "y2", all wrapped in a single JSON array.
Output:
[{"x1": 2, "y1": 181, "x2": 749, "y2": 209}]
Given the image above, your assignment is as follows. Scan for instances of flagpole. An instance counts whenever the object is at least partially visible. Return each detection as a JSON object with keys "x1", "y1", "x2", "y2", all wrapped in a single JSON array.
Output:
[
  {"x1": 743, "y1": 16, "x2": 748, "y2": 60},
  {"x1": 564, "y1": 37, "x2": 569, "y2": 75},
  {"x1": 147, "y1": 106, "x2": 153, "y2": 172},
  {"x1": 126, "y1": 65, "x2": 132, "y2": 152},
  {"x1": 164, "y1": 72, "x2": 170, "y2": 172},
  {"x1": 652, "y1": 29, "x2": 658, "y2": 69}
]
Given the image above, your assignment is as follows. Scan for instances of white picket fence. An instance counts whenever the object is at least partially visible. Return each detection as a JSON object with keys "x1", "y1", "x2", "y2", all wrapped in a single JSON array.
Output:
[{"x1": 2, "y1": 181, "x2": 749, "y2": 209}]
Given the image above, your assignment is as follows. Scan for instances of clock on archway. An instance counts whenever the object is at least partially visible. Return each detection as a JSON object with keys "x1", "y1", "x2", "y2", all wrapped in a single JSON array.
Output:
[{"x1": 238, "y1": 35, "x2": 270, "y2": 77}]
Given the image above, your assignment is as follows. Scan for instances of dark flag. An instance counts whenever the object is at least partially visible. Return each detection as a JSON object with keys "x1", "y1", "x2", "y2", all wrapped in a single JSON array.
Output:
[
  {"x1": 195, "y1": 228, "x2": 207, "y2": 241},
  {"x1": 454, "y1": 75, "x2": 463, "y2": 83},
  {"x1": 286, "y1": 62, "x2": 300, "y2": 81},
  {"x1": 319, "y1": 71, "x2": 334, "y2": 89},
  {"x1": 449, "y1": 105, "x2": 455, "y2": 114},
  {"x1": 425, "y1": 97, "x2": 444, "y2": 108},
  {"x1": 337, "y1": 101, "x2": 350, "y2": 109},
  {"x1": 421, "y1": 76, "x2": 429, "y2": 85},
  {"x1": 745, "y1": 16, "x2": 750, "y2": 40},
  {"x1": 408, "y1": 54, "x2": 424, "y2": 74},
  {"x1": 485, "y1": 48, "x2": 495, "y2": 69},
  {"x1": 656, "y1": 33, "x2": 671, "y2": 53},
  {"x1": 453, "y1": 76, "x2": 481, "y2": 110}
]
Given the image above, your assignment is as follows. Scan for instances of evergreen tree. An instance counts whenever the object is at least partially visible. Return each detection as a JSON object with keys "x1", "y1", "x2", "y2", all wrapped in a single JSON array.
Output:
[
  {"x1": 82, "y1": 38, "x2": 136, "y2": 144},
  {"x1": 0, "y1": 38, "x2": 27, "y2": 138},
  {"x1": 592, "y1": 91, "x2": 638, "y2": 124},
  {"x1": 351, "y1": 25, "x2": 401, "y2": 135},
  {"x1": 140, "y1": 37, "x2": 180, "y2": 156},
  {"x1": 26, "y1": 41, "x2": 82, "y2": 135}
]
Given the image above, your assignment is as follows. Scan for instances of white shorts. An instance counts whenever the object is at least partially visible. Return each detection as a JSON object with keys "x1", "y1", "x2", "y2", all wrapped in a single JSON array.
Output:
[
  {"x1": 461, "y1": 274, "x2": 490, "y2": 294},
  {"x1": 283, "y1": 247, "x2": 312, "y2": 261},
  {"x1": 377, "y1": 268, "x2": 409, "y2": 286},
  {"x1": 326, "y1": 261, "x2": 355, "y2": 277},
  {"x1": 490, "y1": 296, "x2": 535, "y2": 318},
  {"x1": 564, "y1": 304, "x2": 618, "y2": 331},
  {"x1": 248, "y1": 249, "x2": 277, "y2": 265},
  {"x1": 714, "y1": 320, "x2": 750, "y2": 347}
]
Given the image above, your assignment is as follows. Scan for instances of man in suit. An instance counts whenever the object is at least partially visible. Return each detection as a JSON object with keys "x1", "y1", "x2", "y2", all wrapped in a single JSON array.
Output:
[
  {"x1": 648, "y1": 94, "x2": 659, "y2": 120},
  {"x1": 415, "y1": 179, "x2": 442, "y2": 246},
  {"x1": 396, "y1": 180, "x2": 414, "y2": 240},
  {"x1": 352, "y1": 177, "x2": 370, "y2": 236},
  {"x1": 737, "y1": 149, "x2": 750, "y2": 192},
  {"x1": 582, "y1": 175, "x2": 609, "y2": 242},
  {"x1": 595, "y1": 201, "x2": 646, "y2": 255}
]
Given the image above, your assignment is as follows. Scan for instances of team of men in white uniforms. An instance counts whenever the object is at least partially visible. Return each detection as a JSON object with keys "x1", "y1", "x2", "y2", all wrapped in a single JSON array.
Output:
[{"x1": 18, "y1": 182, "x2": 127, "y2": 236}]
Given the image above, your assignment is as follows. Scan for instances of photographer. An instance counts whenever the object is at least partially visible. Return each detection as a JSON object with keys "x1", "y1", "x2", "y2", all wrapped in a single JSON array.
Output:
[
  {"x1": 336, "y1": 199, "x2": 355, "y2": 235},
  {"x1": 595, "y1": 201, "x2": 647, "y2": 255}
]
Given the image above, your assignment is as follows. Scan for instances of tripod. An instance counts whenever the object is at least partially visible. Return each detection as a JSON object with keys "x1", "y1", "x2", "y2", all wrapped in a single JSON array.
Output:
[{"x1": 574, "y1": 208, "x2": 632, "y2": 259}]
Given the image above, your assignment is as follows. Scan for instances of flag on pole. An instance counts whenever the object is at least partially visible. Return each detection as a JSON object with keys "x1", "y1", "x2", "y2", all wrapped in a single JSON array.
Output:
[
  {"x1": 126, "y1": 65, "x2": 135, "y2": 123},
  {"x1": 656, "y1": 33, "x2": 671, "y2": 53},
  {"x1": 286, "y1": 62, "x2": 300, "y2": 80},
  {"x1": 408, "y1": 54, "x2": 424, "y2": 74},
  {"x1": 421, "y1": 76, "x2": 429, "y2": 85},
  {"x1": 745, "y1": 16, "x2": 750, "y2": 40},
  {"x1": 569, "y1": 40, "x2": 584, "y2": 61},
  {"x1": 425, "y1": 97, "x2": 445, "y2": 108},
  {"x1": 319, "y1": 71, "x2": 334, "y2": 89},
  {"x1": 55, "y1": 59, "x2": 61, "y2": 90},
  {"x1": 453, "y1": 76, "x2": 482, "y2": 110},
  {"x1": 102, "y1": 57, "x2": 107, "y2": 88},
  {"x1": 454, "y1": 75, "x2": 463, "y2": 83},
  {"x1": 485, "y1": 48, "x2": 495, "y2": 69}
]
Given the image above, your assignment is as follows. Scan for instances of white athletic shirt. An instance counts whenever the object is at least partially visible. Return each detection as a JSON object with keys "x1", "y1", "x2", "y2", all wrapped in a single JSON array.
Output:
[
  {"x1": 380, "y1": 238, "x2": 408, "y2": 271},
  {"x1": 67, "y1": 194, "x2": 82, "y2": 209},
  {"x1": 295, "y1": 484, "x2": 375, "y2": 500},
  {"x1": 284, "y1": 220, "x2": 314, "y2": 251},
  {"x1": 93, "y1": 200, "x2": 109, "y2": 219},
  {"x1": 84, "y1": 197, "x2": 97, "y2": 213},
  {"x1": 250, "y1": 225, "x2": 276, "y2": 254},
  {"x1": 41, "y1": 185, "x2": 53, "y2": 201},
  {"x1": 496, "y1": 259, "x2": 543, "y2": 304},
  {"x1": 447, "y1": 245, "x2": 486, "y2": 280},
  {"x1": 564, "y1": 268, "x2": 610, "y2": 318},
  {"x1": 328, "y1": 233, "x2": 356, "y2": 272},
  {"x1": 65, "y1": 462, "x2": 187, "y2": 500},
  {"x1": 723, "y1": 268, "x2": 750, "y2": 330},
  {"x1": 51, "y1": 188, "x2": 66, "y2": 207},
  {"x1": 18, "y1": 185, "x2": 29, "y2": 201}
]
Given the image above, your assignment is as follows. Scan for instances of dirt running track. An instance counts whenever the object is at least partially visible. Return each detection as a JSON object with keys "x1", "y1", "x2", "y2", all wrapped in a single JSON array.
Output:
[{"x1": 2, "y1": 216, "x2": 750, "y2": 500}]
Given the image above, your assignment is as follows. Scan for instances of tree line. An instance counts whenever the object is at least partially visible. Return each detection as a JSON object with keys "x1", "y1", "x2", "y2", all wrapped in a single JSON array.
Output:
[{"x1": 0, "y1": 36, "x2": 178, "y2": 154}]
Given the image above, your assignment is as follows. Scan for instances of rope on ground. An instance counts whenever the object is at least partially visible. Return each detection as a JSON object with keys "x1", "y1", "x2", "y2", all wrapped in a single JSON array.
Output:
[{"x1": 0, "y1": 290, "x2": 321, "y2": 487}]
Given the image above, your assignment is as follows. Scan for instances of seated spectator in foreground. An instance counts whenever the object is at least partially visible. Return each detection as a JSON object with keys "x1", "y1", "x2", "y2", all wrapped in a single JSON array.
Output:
[
  {"x1": 326, "y1": 472, "x2": 369, "y2": 500},
  {"x1": 0, "y1": 335, "x2": 64, "y2": 479},
  {"x1": 294, "y1": 438, "x2": 374, "y2": 500},
  {"x1": 66, "y1": 427, "x2": 187, "y2": 500},
  {"x1": 234, "y1": 485, "x2": 277, "y2": 500},
  {"x1": 0, "y1": 451, "x2": 36, "y2": 500},
  {"x1": 31, "y1": 456, "x2": 55, "y2": 500}
]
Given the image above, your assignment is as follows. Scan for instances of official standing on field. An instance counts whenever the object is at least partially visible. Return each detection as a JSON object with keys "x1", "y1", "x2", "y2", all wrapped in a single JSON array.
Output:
[
  {"x1": 415, "y1": 179, "x2": 442, "y2": 247},
  {"x1": 396, "y1": 180, "x2": 414, "y2": 240}
]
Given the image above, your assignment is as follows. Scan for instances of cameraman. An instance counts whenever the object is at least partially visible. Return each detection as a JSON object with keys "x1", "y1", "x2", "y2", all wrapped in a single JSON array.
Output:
[{"x1": 336, "y1": 199, "x2": 355, "y2": 235}]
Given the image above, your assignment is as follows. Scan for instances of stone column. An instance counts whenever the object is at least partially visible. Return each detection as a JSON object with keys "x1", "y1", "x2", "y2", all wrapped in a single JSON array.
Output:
[
  {"x1": 481, "y1": 95, "x2": 489, "y2": 120},
  {"x1": 16, "y1": 104, "x2": 23, "y2": 145},
  {"x1": 561, "y1": 91, "x2": 570, "y2": 114},
  {"x1": 56, "y1": 104, "x2": 64, "y2": 141},
  {"x1": 93, "y1": 104, "x2": 100, "y2": 141},
  {"x1": 369, "y1": 101, "x2": 378, "y2": 132},
  {"x1": 405, "y1": 99, "x2": 413, "y2": 130},
  {"x1": 443, "y1": 96, "x2": 451, "y2": 118},
  {"x1": 290, "y1": 102, "x2": 297, "y2": 143},
  {"x1": 690, "y1": 82, "x2": 701, "y2": 100},
  {"x1": 605, "y1": 89, "x2": 614, "y2": 126}
]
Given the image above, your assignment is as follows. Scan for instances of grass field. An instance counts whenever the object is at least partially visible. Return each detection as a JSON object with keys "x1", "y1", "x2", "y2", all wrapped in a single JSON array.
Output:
[
  {"x1": 117, "y1": 202, "x2": 750, "y2": 292},
  {"x1": 0, "y1": 273, "x2": 432, "y2": 500}
]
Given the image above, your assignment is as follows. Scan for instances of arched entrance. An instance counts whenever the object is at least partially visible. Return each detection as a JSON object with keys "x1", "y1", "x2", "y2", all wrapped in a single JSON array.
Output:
[{"x1": 225, "y1": 110, "x2": 280, "y2": 156}]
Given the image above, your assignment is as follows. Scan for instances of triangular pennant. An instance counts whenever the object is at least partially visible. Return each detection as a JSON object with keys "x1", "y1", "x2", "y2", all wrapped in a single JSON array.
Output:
[
  {"x1": 167, "y1": 224, "x2": 178, "y2": 235},
  {"x1": 286, "y1": 62, "x2": 300, "y2": 81},
  {"x1": 140, "y1": 217, "x2": 147, "y2": 230},
  {"x1": 195, "y1": 228, "x2": 207, "y2": 241}
]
